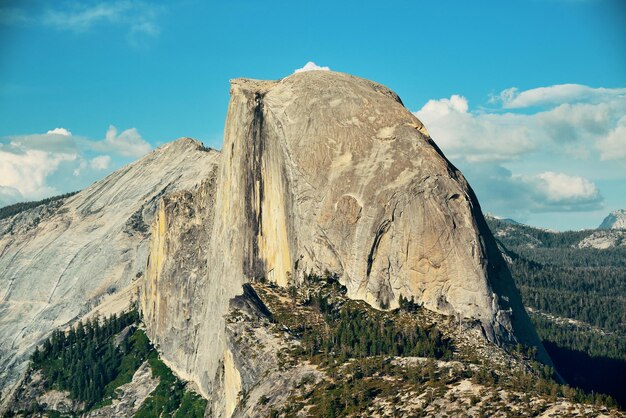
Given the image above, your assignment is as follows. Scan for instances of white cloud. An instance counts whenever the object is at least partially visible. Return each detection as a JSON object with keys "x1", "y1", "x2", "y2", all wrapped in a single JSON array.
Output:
[
  {"x1": 0, "y1": 148, "x2": 76, "y2": 200},
  {"x1": 492, "y1": 84, "x2": 626, "y2": 109},
  {"x1": 90, "y1": 155, "x2": 111, "y2": 170},
  {"x1": 461, "y1": 164, "x2": 603, "y2": 214},
  {"x1": 294, "y1": 61, "x2": 331, "y2": 73},
  {"x1": 415, "y1": 96, "x2": 536, "y2": 162},
  {"x1": 413, "y1": 83, "x2": 626, "y2": 219},
  {"x1": 523, "y1": 172, "x2": 602, "y2": 209},
  {"x1": 597, "y1": 115, "x2": 626, "y2": 161},
  {"x1": 10, "y1": 131, "x2": 78, "y2": 154},
  {"x1": 7, "y1": 125, "x2": 151, "y2": 158},
  {"x1": 93, "y1": 125, "x2": 151, "y2": 158},
  {"x1": 46, "y1": 127, "x2": 72, "y2": 136},
  {"x1": 415, "y1": 85, "x2": 626, "y2": 163},
  {"x1": 0, "y1": 125, "x2": 151, "y2": 205}
]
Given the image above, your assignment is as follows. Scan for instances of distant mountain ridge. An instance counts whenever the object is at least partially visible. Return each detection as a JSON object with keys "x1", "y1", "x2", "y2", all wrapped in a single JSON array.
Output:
[
  {"x1": 599, "y1": 209, "x2": 626, "y2": 230},
  {"x1": 485, "y1": 213, "x2": 626, "y2": 250},
  {"x1": 485, "y1": 216, "x2": 626, "y2": 408}
]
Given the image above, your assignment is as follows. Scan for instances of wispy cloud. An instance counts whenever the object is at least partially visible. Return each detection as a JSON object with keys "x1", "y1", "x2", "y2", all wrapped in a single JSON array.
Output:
[
  {"x1": 0, "y1": 7, "x2": 29, "y2": 25},
  {"x1": 491, "y1": 84, "x2": 626, "y2": 109},
  {"x1": 1, "y1": 1, "x2": 164, "y2": 45}
]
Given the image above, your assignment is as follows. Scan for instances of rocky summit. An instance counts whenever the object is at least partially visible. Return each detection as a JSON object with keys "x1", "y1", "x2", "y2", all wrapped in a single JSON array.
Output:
[
  {"x1": 599, "y1": 209, "x2": 626, "y2": 230},
  {"x1": 2, "y1": 71, "x2": 593, "y2": 417},
  {"x1": 140, "y1": 71, "x2": 547, "y2": 409}
]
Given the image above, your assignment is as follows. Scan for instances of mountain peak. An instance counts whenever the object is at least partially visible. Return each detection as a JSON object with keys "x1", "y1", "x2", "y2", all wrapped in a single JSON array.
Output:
[
  {"x1": 155, "y1": 137, "x2": 214, "y2": 154},
  {"x1": 599, "y1": 209, "x2": 626, "y2": 230}
]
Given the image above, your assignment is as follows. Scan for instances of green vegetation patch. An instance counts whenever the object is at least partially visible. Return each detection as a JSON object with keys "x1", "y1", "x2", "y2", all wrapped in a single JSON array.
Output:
[
  {"x1": 16, "y1": 309, "x2": 208, "y2": 417},
  {"x1": 31, "y1": 310, "x2": 142, "y2": 408},
  {"x1": 254, "y1": 273, "x2": 454, "y2": 365}
]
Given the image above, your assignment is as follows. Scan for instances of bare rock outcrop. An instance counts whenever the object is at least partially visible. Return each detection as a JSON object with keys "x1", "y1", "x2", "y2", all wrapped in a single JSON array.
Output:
[
  {"x1": 599, "y1": 209, "x2": 626, "y2": 230},
  {"x1": 0, "y1": 138, "x2": 219, "y2": 406},
  {"x1": 577, "y1": 229, "x2": 626, "y2": 249},
  {"x1": 217, "y1": 71, "x2": 543, "y2": 349},
  {"x1": 139, "y1": 70, "x2": 550, "y2": 414}
]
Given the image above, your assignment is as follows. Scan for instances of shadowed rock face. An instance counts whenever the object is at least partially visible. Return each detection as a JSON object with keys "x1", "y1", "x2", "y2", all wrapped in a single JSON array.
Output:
[{"x1": 139, "y1": 71, "x2": 549, "y2": 409}]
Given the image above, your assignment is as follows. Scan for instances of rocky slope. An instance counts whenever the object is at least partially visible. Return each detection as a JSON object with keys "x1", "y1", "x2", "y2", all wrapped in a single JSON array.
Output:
[
  {"x1": 599, "y1": 209, "x2": 626, "y2": 230},
  {"x1": 7, "y1": 281, "x2": 622, "y2": 417},
  {"x1": 139, "y1": 70, "x2": 549, "y2": 414},
  {"x1": 0, "y1": 138, "x2": 219, "y2": 407},
  {"x1": 577, "y1": 229, "x2": 626, "y2": 249}
]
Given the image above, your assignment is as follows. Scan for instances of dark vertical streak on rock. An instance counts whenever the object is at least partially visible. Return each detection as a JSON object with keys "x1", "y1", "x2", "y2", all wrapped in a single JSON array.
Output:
[
  {"x1": 366, "y1": 220, "x2": 391, "y2": 278},
  {"x1": 243, "y1": 92, "x2": 267, "y2": 279}
]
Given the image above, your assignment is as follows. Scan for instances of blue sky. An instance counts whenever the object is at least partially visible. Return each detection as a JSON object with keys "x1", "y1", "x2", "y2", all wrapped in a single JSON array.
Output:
[{"x1": 0, "y1": 0, "x2": 624, "y2": 230}]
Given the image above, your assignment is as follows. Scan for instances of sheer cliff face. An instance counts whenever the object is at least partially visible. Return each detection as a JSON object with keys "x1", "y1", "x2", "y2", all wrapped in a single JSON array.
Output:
[
  {"x1": 221, "y1": 71, "x2": 538, "y2": 347},
  {"x1": 140, "y1": 169, "x2": 225, "y2": 396},
  {"x1": 139, "y1": 71, "x2": 547, "y2": 406},
  {"x1": 0, "y1": 138, "x2": 219, "y2": 405}
]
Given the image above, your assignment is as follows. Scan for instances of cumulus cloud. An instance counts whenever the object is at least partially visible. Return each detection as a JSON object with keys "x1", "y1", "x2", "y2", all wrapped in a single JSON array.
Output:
[
  {"x1": 0, "y1": 126, "x2": 151, "y2": 205},
  {"x1": 93, "y1": 125, "x2": 151, "y2": 158},
  {"x1": 415, "y1": 84, "x2": 626, "y2": 163},
  {"x1": 10, "y1": 130, "x2": 79, "y2": 154},
  {"x1": 597, "y1": 115, "x2": 626, "y2": 161},
  {"x1": 523, "y1": 172, "x2": 602, "y2": 211},
  {"x1": 0, "y1": 148, "x2": 77, "y2": 200},
  {"x1": 461, "y1": 165, "x2": 603, "y2": 214},
  {"x1": 47, "y1": 127, "x2": 72, "y2": 136},
  {"x1": 415, "y1": 95, "x2": 536, "y2": 162},
  {"x1": 414, "y1": 83, "x2": 626, "y2": 219},
  {"x1": 90, "y1": 155, "x2": 111, "y2": 170},
  {"x1": 7, "y1": 125, "x2": 151, "y2": 158},
  {"x1": 294, "y1": 61, "x2": 331, "y2": 73}
]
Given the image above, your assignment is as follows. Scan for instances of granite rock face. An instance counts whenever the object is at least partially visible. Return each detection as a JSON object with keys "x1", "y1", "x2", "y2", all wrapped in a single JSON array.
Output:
[
  {"x1": 140, "y1": 168, "x2": 222, "y2": 395},
  {"x1": 139, "y1": 71, "x2": 548, "y2": 414},
  {"x1": 599, "y1": 209, "x2": 626, "y2": 230},
  {"x1": 217, "y1": 71, "x2": 541, "y2": 347},
  {"x1": 577, "y1": 229, "x2": 626, "y2": 249},
  {"x1": 0, "y1": 70, "x2": 549, "y2": 416},
  {"x1": 0, "y1": 138, "x2": 219, "y2": 406}
]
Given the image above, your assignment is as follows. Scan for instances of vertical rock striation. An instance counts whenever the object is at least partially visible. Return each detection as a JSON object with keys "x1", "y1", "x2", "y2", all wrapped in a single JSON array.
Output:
[
  {"x1": 139, "y1": 71, "x2": 550, "y2": 414},
  {"x1": 218, "y1": 71, "x2": 542, "y2": 352}
]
